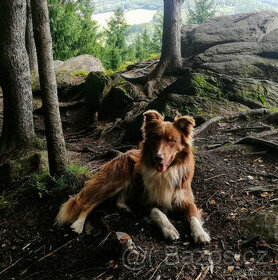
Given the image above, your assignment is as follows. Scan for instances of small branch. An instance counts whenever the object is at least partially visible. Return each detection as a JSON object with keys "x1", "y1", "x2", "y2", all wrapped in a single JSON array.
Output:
[
  {"x1": 204, "y1": 174, "x2": 226, "y2": 181},
  {"x1": 38, "y1": 238, "x2": 76, "y2": 262},
  {"x1": 247, "y1": 171, "x2": 278, "y2": 180},
  {"x1": 150, "y1": 256, "x2": 168, "y2": 280},
  {"x1": 222, "y1": 125, "x2": 272, "y2": 133},
  {"x1": 0, "y1": 257, "x2": 23, "y2": 276},
  {"x1": 195, "y1": 266, "x2": 210, "y2": 280}
]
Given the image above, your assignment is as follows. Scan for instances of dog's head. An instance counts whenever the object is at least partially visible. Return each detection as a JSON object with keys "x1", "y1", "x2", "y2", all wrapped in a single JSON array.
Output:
[{"x1": 141, "y1": 110, "x2": 195, "y2": 173}]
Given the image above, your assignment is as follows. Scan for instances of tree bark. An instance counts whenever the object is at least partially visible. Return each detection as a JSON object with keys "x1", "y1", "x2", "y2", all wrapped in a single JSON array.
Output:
[
  {"x1": 31, "y1": 0, "x2": 67, "y2": 176},
  {"x1": 0, "y1": 0, "x2": 36, "y2": 152},
  {"x1": 26, "y1": 0, "x2": 38, "y2": 75}
]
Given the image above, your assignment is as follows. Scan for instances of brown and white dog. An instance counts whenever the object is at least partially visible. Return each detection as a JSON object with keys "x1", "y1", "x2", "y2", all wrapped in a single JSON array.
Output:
[{"x1": 56, "y1": 110, "x2": 210, "y2": 244}]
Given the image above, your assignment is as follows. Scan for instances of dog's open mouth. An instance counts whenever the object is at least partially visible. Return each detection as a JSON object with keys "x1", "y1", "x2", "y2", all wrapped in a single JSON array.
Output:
[{"x1": 155, "y1": 163, "x2": 167, "y2": 173}]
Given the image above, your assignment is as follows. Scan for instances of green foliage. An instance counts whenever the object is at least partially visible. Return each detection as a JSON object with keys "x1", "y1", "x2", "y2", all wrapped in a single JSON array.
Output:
[
  {"x1": 48, "y1": 0, "x2": 101, "y2": 60},
  {"x1": 68, "y1": 162, "x2": 91, "y2": 176},
  {"x1": 103, "y1": 8, "x2": 129, "y2": 70},
  {"x1": 186, "y1": 0, "x2": 216, "y2": 24},
  {"x1": 151, "y1": 12, "x2": 163, "y2": 53}
]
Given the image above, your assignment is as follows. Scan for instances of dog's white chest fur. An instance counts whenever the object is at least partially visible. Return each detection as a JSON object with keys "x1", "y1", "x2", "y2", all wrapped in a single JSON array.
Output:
[{"x1": 141, "y1": 164, "x2": 186, "y2": 209}]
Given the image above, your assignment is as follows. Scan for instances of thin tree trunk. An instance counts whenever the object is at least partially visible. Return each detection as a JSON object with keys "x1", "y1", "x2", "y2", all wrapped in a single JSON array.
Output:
[
  {"x1": 0, "y1": 0, "x2": 35, "y2": 152},
  {"x1": 121, "y1": 0, "x2": 184, "y2": 96},
  {"x1": 160, "y1": 0, "x2": 183, "y2": 74},
  {"x1": 26, "y1": 0, "x2": 38, "y2": 75},
  {"x1": 31, "y1": 0, "x2": 67, "y2": 176}
]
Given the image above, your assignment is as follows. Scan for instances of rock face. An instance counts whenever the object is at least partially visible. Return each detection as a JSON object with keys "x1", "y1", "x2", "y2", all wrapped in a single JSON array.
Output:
[
  {"x1": 181, "y1": 11, "x2": 278, "y2": 108},
  {"x1": 54, "y1": 54, "x2": 105, "y2": 73}
]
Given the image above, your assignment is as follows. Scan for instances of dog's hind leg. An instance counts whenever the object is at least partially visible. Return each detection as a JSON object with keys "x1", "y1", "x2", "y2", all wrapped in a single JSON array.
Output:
[
  {"x1": 66, "y1": 150, "x2": 139, "y2": 234},
  {"x1": 70, "y1": 202, "x2": 100, "y2": 234},
  {"x1": 150, "y1": 207, "x2": 180, "y2": 241},
  {"x1": 116, "y1": 190, "x2": 132, "y2": 213}
]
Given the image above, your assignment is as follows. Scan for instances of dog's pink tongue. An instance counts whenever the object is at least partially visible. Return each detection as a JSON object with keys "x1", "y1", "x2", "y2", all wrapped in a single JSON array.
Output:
[{"x1": 156, "y1": 164, "x2": 166, "y2": 173}]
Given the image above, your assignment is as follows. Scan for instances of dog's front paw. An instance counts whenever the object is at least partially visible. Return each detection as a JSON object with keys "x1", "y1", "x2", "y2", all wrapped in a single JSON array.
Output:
[
  {"x1": 71, "y1": 218, "x2": 85, "y2": 234},
  {"x1": 191, "y1": 229, "x2": 211, "y2": 244},
  {"x1": 162, "y1": 225, "x2": 180, "y2": 241}
]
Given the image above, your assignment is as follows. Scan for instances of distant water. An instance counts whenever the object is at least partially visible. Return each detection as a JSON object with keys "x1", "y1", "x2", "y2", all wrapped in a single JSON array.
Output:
[{"x1": 92, "y1": 9, "x2": 157, "y2": 28}]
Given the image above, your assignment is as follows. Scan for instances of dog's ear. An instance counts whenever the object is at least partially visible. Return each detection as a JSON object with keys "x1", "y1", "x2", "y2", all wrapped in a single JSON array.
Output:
[
  {"x1": 174, "y1": 116, "x2": 195, "y2": 138},
  {"x1": 143, "y1": 110, "x2": 164, "y2": 123},
  {"x1": 142, "y1": 110, "x2": 164, "y2": 137}
]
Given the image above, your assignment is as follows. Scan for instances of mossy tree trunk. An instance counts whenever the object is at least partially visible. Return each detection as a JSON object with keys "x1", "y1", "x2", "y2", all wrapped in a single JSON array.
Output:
[
  {"x1": 0, "y1": 0, "x2": 36, "y2": 153},
  {"x1": 26, "y1": 0, "x2": 38, "y2": 75},
  {"x1": 31, "y1": 0, "x2": 67, "y2": 176}
]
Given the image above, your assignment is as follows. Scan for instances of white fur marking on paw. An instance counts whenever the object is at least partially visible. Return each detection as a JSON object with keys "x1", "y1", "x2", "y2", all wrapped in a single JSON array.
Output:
[
  {"x1": 190, "y1": 216, "x2": 211, "y2": 244},
  {"x1": 150, "y1": 208, "x2": 180, "y2": 241},
  {"x1": 71, "y1": 217, "x2": 85, "y2": 234}
]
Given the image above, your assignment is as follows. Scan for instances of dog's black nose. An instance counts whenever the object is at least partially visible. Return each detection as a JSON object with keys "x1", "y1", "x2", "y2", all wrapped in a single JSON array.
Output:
[{"x1": 154, "y1": 155, "x2": 163, "y2": 163}]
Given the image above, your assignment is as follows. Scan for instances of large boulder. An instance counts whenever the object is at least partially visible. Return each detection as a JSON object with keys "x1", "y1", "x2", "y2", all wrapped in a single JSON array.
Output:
[
  {"x1": 181, "y1": 11, "x2": 278, "y2": 109},
  {"x1": 54, "y1": 54, "x2": 105, "y2": 73},
  {"x1": 32, "y1": 54, "x2": 105, "y2": 94}
]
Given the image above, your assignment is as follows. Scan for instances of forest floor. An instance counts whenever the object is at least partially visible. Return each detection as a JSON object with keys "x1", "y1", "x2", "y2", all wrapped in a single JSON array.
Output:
[{"x1": 0, "y1": 111, "x2": 278, "y2": 280}]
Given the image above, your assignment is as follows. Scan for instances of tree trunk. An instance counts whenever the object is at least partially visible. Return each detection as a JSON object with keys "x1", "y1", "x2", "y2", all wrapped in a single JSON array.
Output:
[
  {"x1": 0, "y1": 0, "x2": 36, "y2": 152},
  {"x1": 31, "y1": 0, "x2": 67, "y2": 176},
  {"x1": 159, "y1": 0, "x2": 183, "y2": 75},
  {"x1": 26, "y1": 0, "x2": 38, "y2": 75},
  {"x1": 121, "y1": 0, "x2": 184, "y2": 96}
]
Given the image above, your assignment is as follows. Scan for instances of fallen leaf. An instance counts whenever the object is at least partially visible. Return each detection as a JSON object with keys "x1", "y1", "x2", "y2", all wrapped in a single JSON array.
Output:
[
  {"x1": 209, "y1": 199, "x2": 216, "y2": 205},
  {"x1": 234, "y1": 254, "x2": 241, "y2": 261},
  {"x1": 227, "y1": 266, "x2": 234, "y2": 272},
  {"x1": 261, "y1": 192, "x2": 272, "y2": 197}
]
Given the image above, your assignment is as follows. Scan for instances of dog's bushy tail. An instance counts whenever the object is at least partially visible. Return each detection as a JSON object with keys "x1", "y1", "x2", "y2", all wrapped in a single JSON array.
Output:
[{"x1": 55, "y1": 196, "x2": 81, "y2": 226}]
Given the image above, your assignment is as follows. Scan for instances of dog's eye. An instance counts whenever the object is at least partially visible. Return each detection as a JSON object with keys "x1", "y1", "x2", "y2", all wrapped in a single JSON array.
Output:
[{"x1": 167, "y1": 138, "x2": 176, "y2": 143}]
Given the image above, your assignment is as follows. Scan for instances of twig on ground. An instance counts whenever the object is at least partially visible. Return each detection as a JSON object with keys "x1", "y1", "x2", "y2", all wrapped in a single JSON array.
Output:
[
  {"x1": 204, "y1": 174, "x2": 226, "y2": 181},
  {"x1": 247, "y1": 171, "x2": 278, "y2": 180},
  {"x1": 195, "y1": 266, "x2": 210, "y2": 280},
  {"x1": 150, "y1": 256, "x2": 168, "y2": 280},
  {"x1": 0, "y1": 257, "x2": 23, "y2": 276},
  {"x1": 38, "y1": 238, "x2": 76, "y2": 262},
  {"x1": 222, "y1": 125, "x2": 272, "y2": 133}
]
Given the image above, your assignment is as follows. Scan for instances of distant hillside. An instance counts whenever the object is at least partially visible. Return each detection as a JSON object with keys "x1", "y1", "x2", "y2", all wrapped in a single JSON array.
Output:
[{"x1": 93, "y1": 0, "x2": 278, "y2": 14}]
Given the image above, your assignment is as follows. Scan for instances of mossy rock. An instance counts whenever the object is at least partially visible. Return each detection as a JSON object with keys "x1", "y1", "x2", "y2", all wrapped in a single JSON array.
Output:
[
  {"x1": 100, "y1": 86, "x2": 134, "y2": 119},
  {"x1": 242, "y1": 206, "x2": 278, "y2": 244},
  {"x1": 85, "y1": 72, "x2": 139, "y2": 120},
  {"x1": 0, "y1": 153, "x2": 41, "y2": 189},
  {"x1": 85, "y1": 72, "x2": 113, "y2": 111}
]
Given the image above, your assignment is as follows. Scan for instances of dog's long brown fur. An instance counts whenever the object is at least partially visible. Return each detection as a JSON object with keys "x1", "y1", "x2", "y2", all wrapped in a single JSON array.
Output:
[{"x1": 56, "y1": 110, "x2": 210, "y2": 243}]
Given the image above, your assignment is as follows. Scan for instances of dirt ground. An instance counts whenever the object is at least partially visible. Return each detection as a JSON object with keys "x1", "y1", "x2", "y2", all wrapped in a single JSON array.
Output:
[{"x1": 0, "y1": 111, "x2": 277, "y2": 280}]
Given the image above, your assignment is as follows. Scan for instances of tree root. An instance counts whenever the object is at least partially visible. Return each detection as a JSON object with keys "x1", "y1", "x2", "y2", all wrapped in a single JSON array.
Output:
[
  {"x1": 194, "y1": 108, "x2": 269, "y2": 136},
  {"x1": 235, "y1": 136, "x2": 278, "y2": 153}
]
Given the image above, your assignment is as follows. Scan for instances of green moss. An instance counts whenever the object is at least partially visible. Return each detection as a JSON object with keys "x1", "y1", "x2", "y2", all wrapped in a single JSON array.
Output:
[
  {"x1": 192, "y1": 73, "x2": 222, "y2": 98},
  {"x1": 70, "y1": 69, "x2": 90, "y2": 77},
  {"x1": 241, "y1": 65, "x2": 264, "y2": 78}
]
